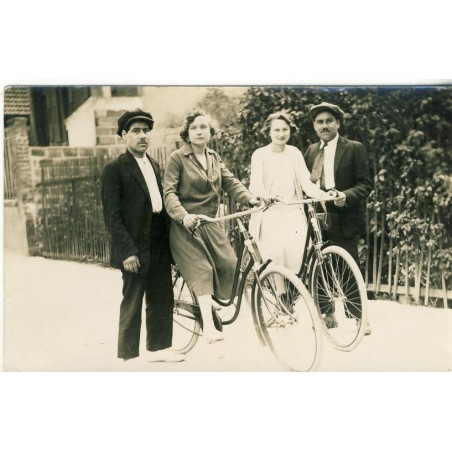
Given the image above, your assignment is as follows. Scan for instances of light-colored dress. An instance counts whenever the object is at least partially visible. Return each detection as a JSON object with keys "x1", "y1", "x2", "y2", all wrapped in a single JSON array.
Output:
[{"x1": 249, "y1": 144, "x2": 325, "y2": 273}]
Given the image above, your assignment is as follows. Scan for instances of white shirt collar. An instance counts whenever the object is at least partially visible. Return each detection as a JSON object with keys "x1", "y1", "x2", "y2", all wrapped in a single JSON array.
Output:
[
  {"x1": 133, "y1": 154, "x2": 148, "y2": 163},
  {"x1": 323, "y1": 133, "x2": 339, "y2": 149}
]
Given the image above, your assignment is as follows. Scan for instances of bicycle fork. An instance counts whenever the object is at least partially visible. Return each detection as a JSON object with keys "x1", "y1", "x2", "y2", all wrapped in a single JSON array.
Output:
[{"x1": 309, "y1": 210, "x2": 346, "y2": 310}]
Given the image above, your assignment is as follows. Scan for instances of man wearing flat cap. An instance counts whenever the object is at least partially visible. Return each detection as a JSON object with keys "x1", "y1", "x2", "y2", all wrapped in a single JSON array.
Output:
[
  {"x1": 101, "y1": 109, "x2": 184, "y2": 363},
  {"x1": 304, "y1": 102, "x2": 372, "y2": 334}
]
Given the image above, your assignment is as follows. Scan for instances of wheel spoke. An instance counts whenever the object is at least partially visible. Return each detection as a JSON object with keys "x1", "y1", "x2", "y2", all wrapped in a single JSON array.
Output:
[
  {"x1": 255, "y1": 265, "x2": 322, "y2": 372},
  {"x1": 171, "y1": 268, "x2": 201, "y2": 354},
  {"x1": 309, "y1": 246, "x2": 368, "y2": 351}
]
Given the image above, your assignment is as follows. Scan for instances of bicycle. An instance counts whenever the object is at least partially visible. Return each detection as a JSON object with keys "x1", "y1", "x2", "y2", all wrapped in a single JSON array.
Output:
[
  {"x1": 294, "y1": 195, "x2": 369, "y2": 351},
  {"x1": 171, "y1": 203, "x2": 323, "y2": 372}
]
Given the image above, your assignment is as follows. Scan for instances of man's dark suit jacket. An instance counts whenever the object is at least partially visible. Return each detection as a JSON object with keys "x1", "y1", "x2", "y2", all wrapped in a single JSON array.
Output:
[
  {"x1": 101, "y1": 150, "x2": 171, "y2": 274},
  {"x1": 303, "y1": 136, "x2": 372, "y2": 238}
]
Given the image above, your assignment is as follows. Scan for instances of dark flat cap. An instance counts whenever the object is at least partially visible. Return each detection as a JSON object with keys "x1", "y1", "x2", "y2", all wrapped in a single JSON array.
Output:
[
  {"x1": 117, "y1": 109, "x2": 154, "y2": 136},
  {"x1": 309, "y1": 102, "x2": 345, "y2": 121}
]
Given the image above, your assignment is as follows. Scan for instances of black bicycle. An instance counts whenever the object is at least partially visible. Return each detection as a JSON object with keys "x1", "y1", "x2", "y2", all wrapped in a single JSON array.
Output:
[
  {"x1": 170, "y1": 203, "x2": 323, "y2": 372},
  {"x1": 295, "y1": 196, "x2": 369, "y2": 351}
]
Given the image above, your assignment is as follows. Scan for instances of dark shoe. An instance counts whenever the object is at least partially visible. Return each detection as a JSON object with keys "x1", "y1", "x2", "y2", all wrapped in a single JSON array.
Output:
[{"x1": 323, "y1": 313, "x2": 338, "y2": 329}]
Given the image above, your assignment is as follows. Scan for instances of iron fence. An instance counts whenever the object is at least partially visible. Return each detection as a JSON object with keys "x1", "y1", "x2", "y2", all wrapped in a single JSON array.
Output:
[
  {"x1": 39, "y1": 155, "x2": 111, "y2": 264},
  {"x1": 33, "y1": 146, "x2": 451, "y2": 308}
]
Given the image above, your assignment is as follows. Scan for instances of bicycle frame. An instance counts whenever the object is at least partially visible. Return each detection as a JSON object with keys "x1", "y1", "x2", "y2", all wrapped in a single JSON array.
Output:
[
  {"x1": 297, "y1": 200, "x2": 355, "y2": 307},
  {"x1": 174, "y1": 204, "x2": 273, "y2": 328},
  {"x1": 298, "y1": 201, "x2": 331, "y2": 281},
  {"x1": 175, "y1": 197, "x2": 338, "y2": 331},
  {"x1": 173, "y1": 200, "x2": 335, "y2": 361}
]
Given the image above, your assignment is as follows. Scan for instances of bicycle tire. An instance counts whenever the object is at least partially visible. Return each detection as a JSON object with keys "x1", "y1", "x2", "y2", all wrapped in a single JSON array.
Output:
[
  {"x1": 252, "y1": 263, "x2": 323, "y2": 372},
  {"x1": 171, "y1": 268, "x2": 201, "y2": 354},
  {"x1": 308, "y1": 245, "x2": 368, "y2": 351}
]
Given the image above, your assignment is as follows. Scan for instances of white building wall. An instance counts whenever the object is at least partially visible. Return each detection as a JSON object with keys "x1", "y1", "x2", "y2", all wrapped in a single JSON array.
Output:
[{"x1": 65, "y1": 95, "x2": 144, "y2": 147}]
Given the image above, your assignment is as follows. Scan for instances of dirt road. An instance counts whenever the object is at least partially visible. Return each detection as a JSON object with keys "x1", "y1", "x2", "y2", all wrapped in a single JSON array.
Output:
[{"x1": 3, "y1": 252, "x2": 451, "y2": 371}]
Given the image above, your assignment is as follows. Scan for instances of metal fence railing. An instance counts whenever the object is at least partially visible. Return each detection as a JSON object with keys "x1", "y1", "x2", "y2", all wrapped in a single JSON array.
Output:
[
  {"x1": 31, "y1": 147, "x2": 451, "y2": 308},
  {"x1": 38, "y1": 155, "x2": 111, "y2": 263}
]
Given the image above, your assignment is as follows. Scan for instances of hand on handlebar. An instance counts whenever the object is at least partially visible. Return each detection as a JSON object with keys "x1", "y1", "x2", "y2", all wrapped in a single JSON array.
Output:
[
  {"x1": 183, "y1": 214, "x2": 200, "y2": 231},
  {"x1": 248, "y1": 196, "x2": 262, "y2": 206},
  {"x1": 260, "y1": 194, "x2": 283, "y2": 206},
  {"x1": 320, "y1": 190, "x2": 336, "y2": 201},
  {"x1": 325, "y1": 189, "x2": 346, "y2": 207},
  {"x1": 249, "y1": 195, "x2": 280, "y2": 207}
]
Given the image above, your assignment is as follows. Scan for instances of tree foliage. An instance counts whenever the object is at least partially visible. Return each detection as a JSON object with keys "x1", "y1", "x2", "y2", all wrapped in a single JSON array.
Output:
[
  {"x1": 218, "y1": 86, "x2": 452, "y2": 302},
  {"x1": 198, "y1": 87, "x2": 241, "y2": 129}
]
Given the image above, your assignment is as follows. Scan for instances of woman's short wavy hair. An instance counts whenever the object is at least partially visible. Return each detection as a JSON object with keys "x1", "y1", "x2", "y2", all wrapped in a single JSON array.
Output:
[
  {"x1": 180, "y1": 108, "x2": 217, "y2": 143},
  {"x1": 260, "y1": 110, "x2": 299, "y2": 136}
]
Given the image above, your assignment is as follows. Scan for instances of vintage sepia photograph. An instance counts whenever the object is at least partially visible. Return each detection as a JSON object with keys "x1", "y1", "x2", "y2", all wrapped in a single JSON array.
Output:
[
  {"x1": 1, "y1": 3, "x2": 450, "y2": 451},
  {"x1": 3, "y1": 85, "x2": 451, "y2": 372}
]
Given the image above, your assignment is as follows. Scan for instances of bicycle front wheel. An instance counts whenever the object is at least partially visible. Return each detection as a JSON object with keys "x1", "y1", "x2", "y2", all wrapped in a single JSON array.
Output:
[
  {"x1": 171, "y1": 268, "x2": 201, "y2": 354},
  {"x1": 253, "y1": 264, "x2": 323, "y2": 372},
  {"x1": 309, "y1": 245, "x2": 368, "y2": 351}
]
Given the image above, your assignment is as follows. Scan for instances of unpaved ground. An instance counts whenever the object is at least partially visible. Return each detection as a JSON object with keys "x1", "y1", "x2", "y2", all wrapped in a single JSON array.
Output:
[{"x1": 3, "y1": 251, "x2": 451, "y2": 372}]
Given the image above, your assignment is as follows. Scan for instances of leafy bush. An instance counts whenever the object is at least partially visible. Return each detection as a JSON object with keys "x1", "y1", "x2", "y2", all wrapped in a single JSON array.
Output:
[{"x1": 218, "y1": 86, "x2": 452, "y2": 304}]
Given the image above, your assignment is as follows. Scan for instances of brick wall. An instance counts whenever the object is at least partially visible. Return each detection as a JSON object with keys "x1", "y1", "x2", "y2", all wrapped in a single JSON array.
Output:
[
  {"x1": 29, "y1": 144, "x2": 126, "y2": 187},
  {"x1": 95, "y1": 109, "x2": 125, "y2": 146}
]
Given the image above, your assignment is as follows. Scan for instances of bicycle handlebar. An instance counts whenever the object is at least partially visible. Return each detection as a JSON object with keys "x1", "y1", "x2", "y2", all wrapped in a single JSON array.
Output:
[
  {"x1": 272, "y1": 198, "x2": 336, "y2": 206},
  {"x1": 196, "y1": 203, "x2": 266, "y2": 224},
  {"x1": 196, "y1": 193, "x2": 340, "y2": 224}
]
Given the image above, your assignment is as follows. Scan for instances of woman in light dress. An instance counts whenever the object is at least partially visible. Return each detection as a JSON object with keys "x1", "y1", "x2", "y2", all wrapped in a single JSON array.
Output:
[{"x1": 249, "y1": 111, "x2": 331, "y2": 274}]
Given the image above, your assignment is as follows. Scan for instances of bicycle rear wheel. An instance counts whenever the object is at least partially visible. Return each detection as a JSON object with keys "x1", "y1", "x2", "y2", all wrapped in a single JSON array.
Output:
[
  {"x1": 309, "y1": 245, "x2": 368, "y2": 351},
  {"x1": 171, "y1": 268, "x2": 201, "y2": 354},
  {"x1": 253, "y1": 264, "x2": 323, "y2": 372}
]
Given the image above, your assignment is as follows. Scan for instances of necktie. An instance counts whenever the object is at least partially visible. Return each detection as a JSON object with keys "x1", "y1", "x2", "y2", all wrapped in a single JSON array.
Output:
[{"x1": 310, "y1": 143, "x2": 326, "y2": 189}]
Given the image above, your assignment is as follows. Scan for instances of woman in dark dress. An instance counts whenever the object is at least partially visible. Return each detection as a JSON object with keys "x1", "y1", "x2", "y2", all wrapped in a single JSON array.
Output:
[{"x1": 164, "y1": 108, "x2": 260, "y2": 343}]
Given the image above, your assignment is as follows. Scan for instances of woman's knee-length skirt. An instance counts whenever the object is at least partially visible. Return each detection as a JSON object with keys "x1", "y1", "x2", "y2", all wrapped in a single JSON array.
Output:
[
  {"x1": 255, "y1": 208, "x2": 308, "y2": 274},
  {"x1": 170, "y1": 221, "x2": 237, "y2": 299}
]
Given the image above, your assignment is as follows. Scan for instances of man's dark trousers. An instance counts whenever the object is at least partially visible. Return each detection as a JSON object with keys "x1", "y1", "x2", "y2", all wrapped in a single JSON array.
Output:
[{"x1": 118, "y1": 214, "x2": 173, "y2": 360}]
